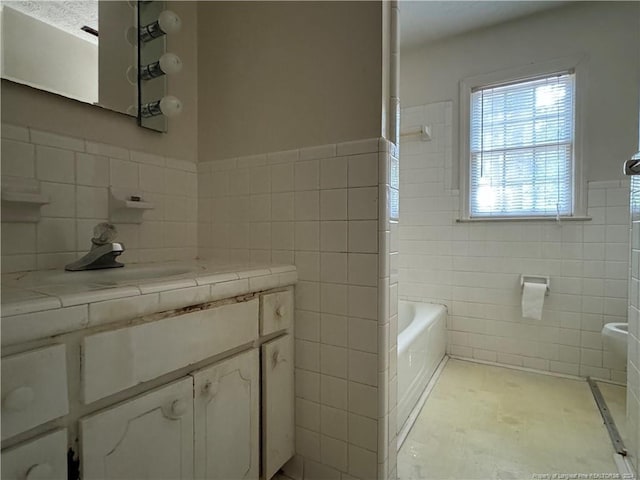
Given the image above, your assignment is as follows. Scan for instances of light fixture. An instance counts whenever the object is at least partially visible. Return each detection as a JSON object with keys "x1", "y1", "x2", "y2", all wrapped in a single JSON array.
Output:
[
  {"x1": 139, "y1": 10, "x2": 181, "y2": 42},
  {"x1": 139, "y1": 53, "x2": 182, "y2": 80},
  {"x1": 140, "y1": 95, "x2": 183, "y2": 118}
]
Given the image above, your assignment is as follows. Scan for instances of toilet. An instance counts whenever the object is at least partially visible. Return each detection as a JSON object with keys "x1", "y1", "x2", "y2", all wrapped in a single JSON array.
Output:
[{"x1": 601, "y1": 323, "x2": 629, "y2": 362}]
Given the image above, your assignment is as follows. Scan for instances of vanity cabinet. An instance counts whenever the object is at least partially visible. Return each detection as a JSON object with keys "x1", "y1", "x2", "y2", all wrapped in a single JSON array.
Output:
[
  {"x1": 80, "y1": 378, "x2": 194, "y2": 480},
  {"x1": 1, "y1": 429, "x2": 68, "y2": 480},
  {"x1": 1, "y1": 276, "x2": 295, "y2": 480},
  {"x1": 1, "y1": 344, "x2": 68, "y2": 441},
  {"x1": 194, "y1": 349, "x2": 259, "y2": 480},
  {"x1": 261, "y1": 335, "x2": 295, "y2": 480}
]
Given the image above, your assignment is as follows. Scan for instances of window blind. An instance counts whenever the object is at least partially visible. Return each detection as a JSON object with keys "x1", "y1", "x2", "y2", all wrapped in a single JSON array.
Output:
[{"x1": 469, "y1": 72, "x2": 575, "y2": 218}]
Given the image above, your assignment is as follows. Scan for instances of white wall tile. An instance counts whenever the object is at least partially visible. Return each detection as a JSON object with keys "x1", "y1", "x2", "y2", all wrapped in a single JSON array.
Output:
[
  {"x1": 320, "y1": 436, "x2": 348, "y2": 472},
  {"x1": 271, "y1": 163, "x2": 294, "y2": 192},
  {"x1": 320, "y1": 313, "x2": 348, "y2": 347},
  {"x1": 336, "y1": 138, "x2": 379, "y2": 157},
  {"x1": 348, "y1": 187, "x2": 378, "y2": 220},
  {"x1": 320, "y1": 283, "x2": 348, "y2": 316},
  {"x1": 31, "y1": 130, "x2": 84, "y2": 152},
  {"x1": 1, "y1": 124, "x2": 29, "y2": 141},
  {"x1": 348, "y1": 350, "x2": 378, "y2": 386},
  {"x1": 348, "y1": 318, "x2": 378, "y2": 353},
  {"x1": 295, "y1": 191, "x2": 320, "y2": 221},
  {"x1": 36, "y1": 146, "x2": 75, "y2": 183},
  {"x1": 76, "y1": 153, "x2": 109, "y2": 187},
  {"x1": 296, "y1": 369, "x2": 320, "y2": 402},
  {"x1": 348, "y1": 153, "x2": 378, "y2": 188},
  {"x1": 40, "y1": 182, "x2": 76, "y2": 218},
  {"x1": 2, "y1": 139, "x2": 35, "y2": 178},
  {"x1": 320, "y1": 157, "x2": 348, "y2": 189},
  {"x1": 1, "y1": 223, "x2": 36, "y2": 254},
  {"x1": 37, "y1": 218, "x2": 76, "y2": 253},
  {"x1": 300, "y1": 144, "x2": 336, "y2": 161},
  {"x1": 110, "y1": 158, "x2": 139, "y2": 189},
  {"x1": 139, "y1": 164, "x2": 166, "y2": 193},
  {"x1": 76, "y1": 186, "x2": 108, "y2": 219},
  {"x1": 296, "y1": 398, "x2": 320, "y2": 431},
  {"x1": 348, "y1": 381, "x2": 378, "y2": 419},
  {"x1": 348, "y1": 444, "x2": 377, "y2": 479},
  {"x1": 86, "y1": 141, "x2": 129, "y2": 160},
  {"x1": 320, "y1": 375, "x2": 347, "y2": 410},
  {"x1": 348, "y1": 221, "x2": 378, "y2": 253},
  {"x1": 320, "y1": 405, "x2": 347, "y2": 440},
  {"x1": 295, "y1": 161, "x2": 320, "y2": 191},
  {"x1": 295, "y1": 222, "x2": 320, "y2": 251},
  {"x1": 320, "y1": 344, "x2": 348, "y2": 378},
  {"x1": 320, "y1": 253, "x2": 347, "y2": 284},
  {"x1": 320, "y1": 221, "x2": 347, "y2": 253},
  {"x1": 348, "y1": 413, "x2": 378, "y2": 451},
  {"x1": 348, "y1": 254, "x2": 378, "y2": 287}
]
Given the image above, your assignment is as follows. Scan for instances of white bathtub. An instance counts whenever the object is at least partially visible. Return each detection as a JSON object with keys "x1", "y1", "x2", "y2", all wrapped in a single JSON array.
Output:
[{"x1": 397, "y1": 300, "x2": 447, "y2": 432}]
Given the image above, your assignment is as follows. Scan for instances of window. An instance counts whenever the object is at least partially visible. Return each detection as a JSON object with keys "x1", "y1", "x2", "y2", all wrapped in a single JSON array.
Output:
[{"x1": 461, "y1": 65, "x2": 581, "y2": 220}]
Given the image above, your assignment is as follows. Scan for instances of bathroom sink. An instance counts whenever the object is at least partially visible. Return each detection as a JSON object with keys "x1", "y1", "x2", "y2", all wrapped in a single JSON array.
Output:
[{"x1": 5, "y1": 264, "x2": 197, "y2": 288}]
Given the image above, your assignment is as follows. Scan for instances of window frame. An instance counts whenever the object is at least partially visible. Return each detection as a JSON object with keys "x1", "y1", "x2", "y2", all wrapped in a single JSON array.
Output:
[{"x1": 459, "y1": 56, "x2": 587, "y2": 221}]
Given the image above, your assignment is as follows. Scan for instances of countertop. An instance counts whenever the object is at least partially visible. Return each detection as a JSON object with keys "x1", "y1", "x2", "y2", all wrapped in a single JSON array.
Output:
[{"x1": 1, "y1": 261, "x2": 297, "y2": 347}]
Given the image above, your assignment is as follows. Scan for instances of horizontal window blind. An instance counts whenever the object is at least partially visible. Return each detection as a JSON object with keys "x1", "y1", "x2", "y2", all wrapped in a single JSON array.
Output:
[{"x1": 470, "y1": 72, "x2": 575, "y2": 217}]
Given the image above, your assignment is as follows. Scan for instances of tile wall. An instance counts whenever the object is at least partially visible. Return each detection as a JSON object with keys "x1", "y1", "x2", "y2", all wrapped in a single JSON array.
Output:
[
  {"x1": 1, "y1": 123, "x2": 198, "y2": 273},
  {"x1": 628, "y1": 176, "x2": 640, "y2": 474},
  {"x1": 399, "y1": 102, "x2": 629, "y2": 383},
  {"x1": 198, "y1": 138, "x2": 399, "y2": 480}
]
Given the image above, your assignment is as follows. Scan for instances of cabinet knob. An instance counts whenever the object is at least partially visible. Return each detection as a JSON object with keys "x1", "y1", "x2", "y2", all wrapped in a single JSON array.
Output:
[
  {"x1": 171, "y1": 399, "x2": 188, "y2": 417},
  {"x1": 272, "y1": 349, "x2": 280, "y2": 368},
  {"x1": 275, "y1": 306, "x2": 286, "y2": 318},
  {"x1": 3, "y1": 386, "x2": 34, "y2": 411},
  {"x1": 25, "y1": 463, "x2": 52, "y2": 480}
]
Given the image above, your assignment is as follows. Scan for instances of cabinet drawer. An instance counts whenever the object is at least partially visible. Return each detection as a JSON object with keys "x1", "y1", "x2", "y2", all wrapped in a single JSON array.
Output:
[
  {"x1": 260, "y1": 290, "x2": 293, "y2": 336},
  {"x1": 262, "y1": 335, "x2": 294, "y2": 479},
  {"x1": 82, "y1": 298, "x2": 259, "y2": 403},
  {"x1": 1, "y1": 345, "x2": 68, "y2": 440},
  {"x1": 81, "y1": 377, "x2": 193, "y2": 480},
  {"x1": 1, "y1": 429, "x2": 68, "y2": 480}
]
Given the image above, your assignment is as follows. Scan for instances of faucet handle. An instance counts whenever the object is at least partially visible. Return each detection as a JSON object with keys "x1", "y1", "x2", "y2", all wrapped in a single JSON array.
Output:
[{"x1": 92, "y1": 222, "x2": 118, "y2": 246}]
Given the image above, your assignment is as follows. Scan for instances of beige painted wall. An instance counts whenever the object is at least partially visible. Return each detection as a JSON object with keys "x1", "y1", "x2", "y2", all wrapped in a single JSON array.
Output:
[
  {"x1": 197, "y1": 1, "x2": 383, "y2": 161},
  {"x1": 1, "y1": 1, "x2": 198, "y2": 162},
  {"x1": 400, "y1": 1, "x2": 640, "y2": 182}
]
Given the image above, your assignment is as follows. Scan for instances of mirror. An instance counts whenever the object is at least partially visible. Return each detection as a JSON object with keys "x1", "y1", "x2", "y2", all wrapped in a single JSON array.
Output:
[
  {"x1": 0, "y1": 0, "x2": 182, "y2": 132},
  {"x1": 0, "y1": 0, "x2": 136, "y2": 115}
]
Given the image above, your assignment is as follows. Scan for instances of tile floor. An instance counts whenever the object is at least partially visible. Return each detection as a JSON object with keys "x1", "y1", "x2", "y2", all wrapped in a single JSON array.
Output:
[{"x1": 398, "y1": 359, "x2": 619, "y2": 479}]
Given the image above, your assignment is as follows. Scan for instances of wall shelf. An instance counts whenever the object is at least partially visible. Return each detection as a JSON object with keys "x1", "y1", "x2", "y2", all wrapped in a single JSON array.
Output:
[
  {"x1": 1, "y1": 177, "x2": 50, "y2": 222},
  {"x1": 109, "y1": 187, "x2": 154, "y2": 224}
]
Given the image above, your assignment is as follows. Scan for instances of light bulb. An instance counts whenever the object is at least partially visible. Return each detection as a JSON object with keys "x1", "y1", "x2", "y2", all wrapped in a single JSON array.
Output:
[
  {"x1": 159, "y1": 53, "x2": 182, "y2": 75},
  {"x1": 139, "y1": 10, "x2": 182, "y2": 43},
  {"x1": 139, "y1": 53, "x2": 182, "y2": 80},
  {"x1": 157, "y1": 10, "x2": 181, "y2": 35},
  {"x1": 159, "y1": 96, "x2": 183, "y2": 117}
]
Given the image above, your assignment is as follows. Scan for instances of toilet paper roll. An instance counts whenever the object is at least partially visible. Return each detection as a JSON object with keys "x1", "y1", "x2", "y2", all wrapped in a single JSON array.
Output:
[{"x1": 522, "y1": 282, "x2": 546, "y2": 320}]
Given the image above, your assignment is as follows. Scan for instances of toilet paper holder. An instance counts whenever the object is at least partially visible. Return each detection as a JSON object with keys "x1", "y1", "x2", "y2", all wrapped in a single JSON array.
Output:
[{"x1": 520, "y1": 275, "x2": 550, "y2": 295}]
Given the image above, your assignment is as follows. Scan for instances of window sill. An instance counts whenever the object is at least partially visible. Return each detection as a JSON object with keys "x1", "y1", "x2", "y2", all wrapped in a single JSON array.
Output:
[{"x1": 456, "y1": 216, "x2": 592, "y2": 223}]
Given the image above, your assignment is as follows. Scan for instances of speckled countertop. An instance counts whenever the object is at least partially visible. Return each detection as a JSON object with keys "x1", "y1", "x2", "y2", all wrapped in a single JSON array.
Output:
[{"x1": 1, "y1": 261, "x2": 297, "y2": 347}]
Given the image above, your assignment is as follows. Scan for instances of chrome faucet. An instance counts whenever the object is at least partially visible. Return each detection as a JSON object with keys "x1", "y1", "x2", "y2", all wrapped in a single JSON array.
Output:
[{"x1": 65, "y1": 223, "x2": 125, "y2": 271}]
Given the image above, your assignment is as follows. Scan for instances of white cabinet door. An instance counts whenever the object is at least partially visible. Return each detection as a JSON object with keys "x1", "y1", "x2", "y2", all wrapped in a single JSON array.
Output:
[
  {"x1": 1, "y1": 429, "x2": 67, "y2": 480},
  {"x1": 262, "y1": 335, "x2": 294, "y2": 480},
  {"x1": 80, "y1": 377, "x2": 194, "y2": 480},
  {"x1": 193, "y1": 349, "x2": 259, "y2": 480}
]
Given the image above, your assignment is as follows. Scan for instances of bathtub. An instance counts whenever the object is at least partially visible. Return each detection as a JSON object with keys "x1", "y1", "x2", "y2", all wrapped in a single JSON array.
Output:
[{"x1": 397, "y1": 301, "x2": 447, "y2": 432}]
